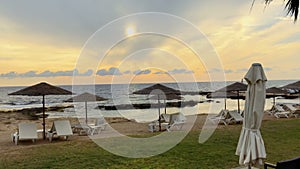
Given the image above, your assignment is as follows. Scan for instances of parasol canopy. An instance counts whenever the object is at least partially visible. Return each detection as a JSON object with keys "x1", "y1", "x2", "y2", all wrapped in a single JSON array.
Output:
[
  {"x1": 65, "y1": 92, "x2": 107, "y2": 123},
  {"x1": 236, "y1": 63, "x2": 267, "y2": 167},
  {"x1": 266, "y1": 87, "x2": 287, "y2": 106},
  {"x1": 217, "y1": 82, "x2": 248, "y2": 92},
  {"x1": 133, "y1": 83, "x2": 181, "y2": 95},
  {"x1": 281, "y1": 81, "x2": 300, "y2": 102},
  {"x1": 216, "y1": 82, "x2": 247, "y2": 113},
  {"x1": 8, "y1": 82, "x2": 72, "y2": 139},
  {"x1": 9, "y1": 82, "x2": 72, "y2": 96},
  {"x1": 133, "y1": 84, "x2": 181, "y2": 131},
  {"x1": 281, "y1": 80, "x2": 300, "y2": 91}
]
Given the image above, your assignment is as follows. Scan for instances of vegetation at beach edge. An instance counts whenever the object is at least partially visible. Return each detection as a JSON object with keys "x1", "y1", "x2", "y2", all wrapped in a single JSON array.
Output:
[{"x1": 1, "y1": 119, "x2": 300, "y2": 169}]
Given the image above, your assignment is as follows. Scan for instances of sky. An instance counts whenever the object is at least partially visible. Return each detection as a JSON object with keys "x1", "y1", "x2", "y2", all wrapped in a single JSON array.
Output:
[{"x1": 0, "y1": 0, "x2": 299, "y2": 86}]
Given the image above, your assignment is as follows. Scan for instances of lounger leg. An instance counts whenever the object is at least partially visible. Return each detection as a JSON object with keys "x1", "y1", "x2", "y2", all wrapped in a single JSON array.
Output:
[
  {"x1": 48, "y1": 133, "x2": 53, "y2": 142},
  {"x1": 222, "y1": 120, "x2": 228, "y2": 125},
  {"x1": 15, "y1": 135, "x2": 19, "y2": 145},
  {"x1": 87, "y1": 128, "x2": 92, "y2": 135},
  {"x1": 148, "y1": 123, "x2": 156, "y2": 132},
  {"x1": 101, "y1": 125, "x2": 107, "y2": 131},
  {"x1": 176, "y1": 124, "x2": 184, "y2": 130},
  {"x1": 166, "y1": 125, "x2": 171, "y2": 132},
  {"x1": 94, "y1": 128, "x2": 102, "y2": 135}
]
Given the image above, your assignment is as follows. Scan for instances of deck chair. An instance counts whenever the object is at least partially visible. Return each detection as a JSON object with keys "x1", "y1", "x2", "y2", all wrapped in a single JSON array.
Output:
[
  {"x1": 165, "y1": 112, "x2": 186, "y2": 132},
  {"x1": 283, "y1": 104, "x2": 300, "y2": 118},
  {"x1": 88, "y1": 116, "x2": 108, "y2": 135},
  {"x1": 271, "y1": 105, "x2": 290, "y2": 118},
  {"x1": 47, "y1": 120, "x2": 73, "y2": 142},
  {"x1": 264, "y1": 156, "x2": 300, "y2": 169},
  {"x1": 209, "y1": 109, "x2": 229, "y2": 125},
  {"x1": 12, "y1": 123, "x2": 38, "y2": 145},
  {"x1": 148, "y1": 114, "x2": 170, "y2": 132},
  {"x1": 226, "y1": 110, "x2": 243, "y2": 125}
]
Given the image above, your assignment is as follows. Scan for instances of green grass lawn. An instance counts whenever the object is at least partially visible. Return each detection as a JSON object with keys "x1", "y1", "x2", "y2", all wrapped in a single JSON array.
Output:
[{"x1": 1, "y1": 119, "x2": 300, "y2": 169}]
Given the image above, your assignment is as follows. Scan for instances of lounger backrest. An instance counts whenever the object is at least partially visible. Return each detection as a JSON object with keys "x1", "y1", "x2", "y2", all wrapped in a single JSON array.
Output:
[
  {"x1": 274, "y1": 105, "x2": 285, "y2": 112},
  {"x1": 221, "y1": 110, "x2": 229, "y2": 118},
  {"x1": 169, "y1": 113, "x2": 186, "y2": 125},
  {"x1": 229, "y1": 111, "x2": 243, "y2": 121},
  {"x1": 169, "y1": 113, "x2": 179, "y2": 125},
  {"x1": 95, "y1": 116, "x2": 107, "y2": 126},
  {"x1": 53, "y1": 120, "x2": 73, "y2": 136},
  {"x1": 18, "y1": 123, "x2": 38, "y2": 139},
  {"x1": 217, "y1": 109, "x2": 225, "y2": 116},
  {"x1": 284, "y1": 104, "x2": 297, "y2": 111},
  {"x1": 161, "y1": 114, "x2": 170, "y2": 123}
]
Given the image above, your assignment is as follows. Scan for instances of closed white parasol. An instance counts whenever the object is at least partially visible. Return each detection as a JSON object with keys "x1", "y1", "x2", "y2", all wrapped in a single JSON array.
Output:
[{"x1": 235, "y1": 63, "x2": 267, "y2": 168}]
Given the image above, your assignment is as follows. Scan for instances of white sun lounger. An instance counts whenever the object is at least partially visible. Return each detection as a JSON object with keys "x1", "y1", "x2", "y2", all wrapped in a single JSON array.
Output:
[
  {"x1": 47, "y1": 120, "x2": 73, "y2": 142},
  {"x1": 226, "y1": 110, "x2": 243, "y2": 125},
  {"x1": 148, "y1": 114, "x2": 170, "y2": 132},
  {"x1": 209, "y1": 109, "x2": 229, "y2": 125},
  {"x1": 271, "y1": 105, "x2": 290, "y2": 118},
  {"x1": 148, "y1": 113, "x2": 186, "y2": 132},
  {"x1": 88, "y1": 116, "x2": 108, "y2": 135},
  {"x1": 12, "y1": 123, "x2": 38, "y2": 145},
  {"x1": 283, "y1": 104, "x2": 300, "y2": 118},
  {"x1": 165, "y1": 112, "x2": 186, "y2": 132}
]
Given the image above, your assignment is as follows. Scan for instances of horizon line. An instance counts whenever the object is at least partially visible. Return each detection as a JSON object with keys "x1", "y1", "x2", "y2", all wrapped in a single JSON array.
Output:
[{"x1": 0, "y1": 79, "x2": 298, "y2": 88}]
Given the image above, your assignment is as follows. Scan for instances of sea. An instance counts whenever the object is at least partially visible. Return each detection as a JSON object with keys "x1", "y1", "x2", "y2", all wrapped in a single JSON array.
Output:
[{"x1": 0, "y1": 80, "x2": 299, "y2": 122}]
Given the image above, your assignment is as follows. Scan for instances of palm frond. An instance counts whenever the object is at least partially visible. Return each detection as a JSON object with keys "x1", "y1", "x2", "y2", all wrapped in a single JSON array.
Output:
[
  {"x1": 263, "y1": 0, "x2": 299, "y2": 21},
  {"x1": 285, "y1": 0, "x2": 299, "y2": 21}
]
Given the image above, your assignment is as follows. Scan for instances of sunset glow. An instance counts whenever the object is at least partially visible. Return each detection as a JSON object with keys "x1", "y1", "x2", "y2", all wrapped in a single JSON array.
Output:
[
  {"x1": 126, "y1": 26, "x2": 135, "y2": 36},
  {"x1": 0, "y1": 1, "x2": 299, "y2": 86}
]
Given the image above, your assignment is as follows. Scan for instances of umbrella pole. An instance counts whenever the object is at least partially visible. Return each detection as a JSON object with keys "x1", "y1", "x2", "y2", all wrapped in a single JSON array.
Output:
[
  {"x1": 85, "y1": 101, "x2": 88, "y2": 124},
  {"x1": 237, "y1": 91, "x2": 240, "y2": 114},
  {"x1": 224, "y1": 98, "x2": 227, "y2": 110},
  {"x1": 158, "y1": 95, "x2": 161, "y2": 131},
  {"x1": 273, "y1": 96, "x2": 275, "y2": 106},
  {"x1": 164, "y1": 99, "x2": 166, "y2": 114},
  {"x1": 42, "y1": 95, "x2": 46, "y2": 140}
]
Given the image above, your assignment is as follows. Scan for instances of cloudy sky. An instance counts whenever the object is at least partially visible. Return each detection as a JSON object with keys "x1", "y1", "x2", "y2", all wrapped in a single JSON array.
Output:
[{"x1": 0, "y1": 0, "x2": 299, "y2": 86}]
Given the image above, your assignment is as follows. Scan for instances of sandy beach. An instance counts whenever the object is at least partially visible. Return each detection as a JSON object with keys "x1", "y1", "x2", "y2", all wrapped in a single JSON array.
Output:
[{"x1": 0, "y1": 109, "x2": 278, "y2": 156}]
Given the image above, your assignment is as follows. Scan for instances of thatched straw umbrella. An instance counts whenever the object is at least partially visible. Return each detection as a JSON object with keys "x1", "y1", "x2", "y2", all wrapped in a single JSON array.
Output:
[
  {"x1": 216, "y1": 82, "x2": 247, "y2": 114},
  {"x1": 65, "y1": 92, "x2": 107, "y2": 123},
  {"x1": 133, "y1": 83, "x2": 181, "y2": 95},
  {"x1": 133, "y1": 84, "x2": 181, "y2": 131},
  {"x1": 8, "y1": 82, "x2": 72, "y2": 139},
  {"x1": 266, "y1": 87, "x2": 287, "y2": 106},
  {"x1": 281, "y1": 81, "x2": 300, "y2": 103},
  {"x1": 281, "y1": 81, "x2": 300, "y2": 91}
]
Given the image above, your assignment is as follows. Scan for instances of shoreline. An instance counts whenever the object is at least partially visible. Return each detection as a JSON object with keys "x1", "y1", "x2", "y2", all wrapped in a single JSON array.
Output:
[{"x1": 0, "y1": 107, "x2": 295, "y2": 156}]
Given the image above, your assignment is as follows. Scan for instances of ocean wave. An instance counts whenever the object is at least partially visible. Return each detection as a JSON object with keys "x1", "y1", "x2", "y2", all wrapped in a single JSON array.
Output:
[{"x1": 9, "y1": 100, "x2": 41, "y2": 105}]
